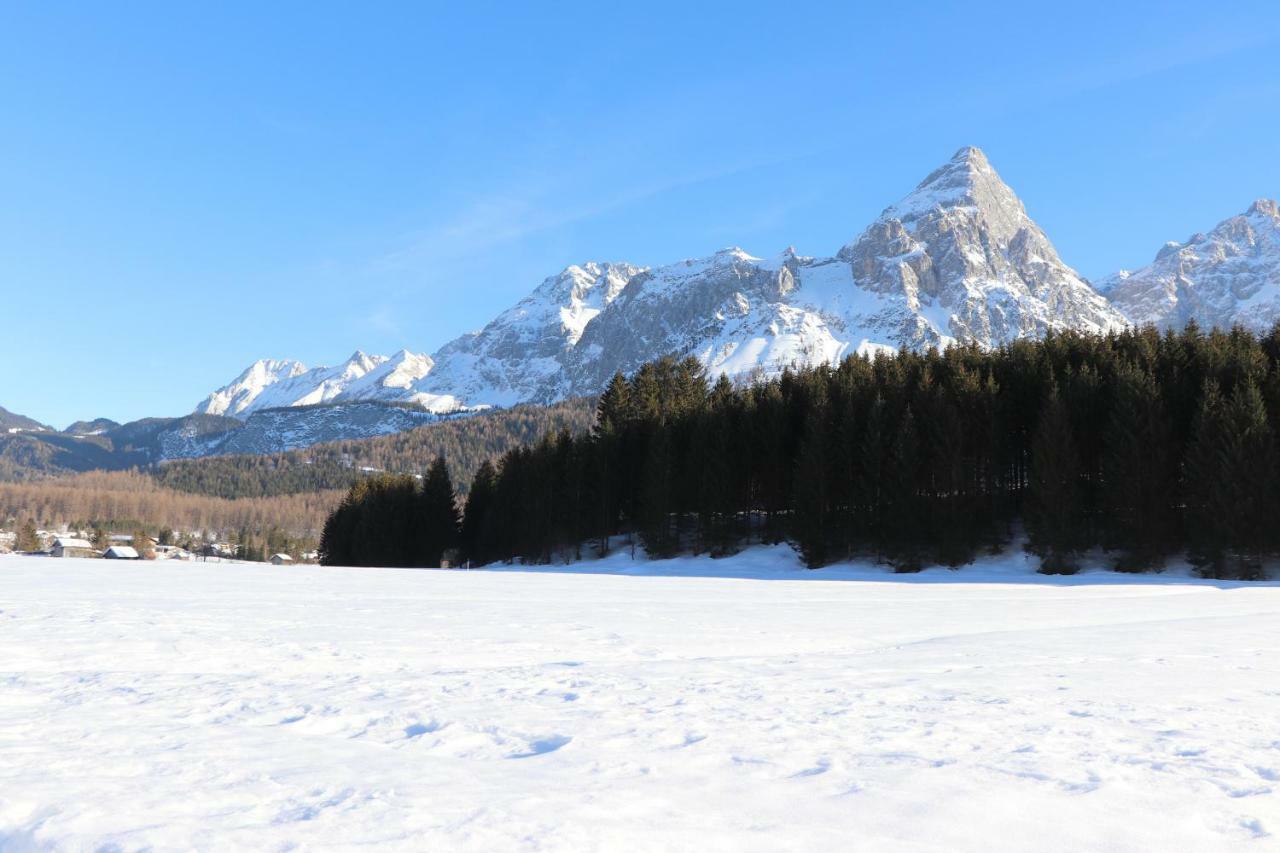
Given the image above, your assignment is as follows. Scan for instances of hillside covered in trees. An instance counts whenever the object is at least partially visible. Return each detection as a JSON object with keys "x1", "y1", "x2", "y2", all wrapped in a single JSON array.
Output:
[
  {"x1": 151, "y1": 398, "x2": 595, "y2": 499},
  {"x1": 322, "y1": 324, "x2": 1280, "y2": 580},
  {"x1": 0, "y1": 470, "x2": 339, "y2": 540}
]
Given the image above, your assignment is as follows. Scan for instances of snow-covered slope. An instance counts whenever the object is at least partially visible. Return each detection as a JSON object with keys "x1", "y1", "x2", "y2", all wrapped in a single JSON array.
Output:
[
  {"x1": 195, "y1": 350, "x2": 436, "y2": 418},
  {"x1": 1099, "y1": 199, "x2": 1280, "y2": 332},
  {"x1": 3, "y1": 552, "x2": 1277, "y2": 850}
]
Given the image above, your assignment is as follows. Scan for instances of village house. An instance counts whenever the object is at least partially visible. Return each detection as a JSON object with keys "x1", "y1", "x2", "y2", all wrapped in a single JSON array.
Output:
[
  {"x1": 270, "y1": 553, "x2": 294, "y2": 565},
  {"x1": 51, "y1": 537, "x2": 97, "y2": 559},
  {"x1": 103, "y1": 545, "x2": 140, "y2": 560}
]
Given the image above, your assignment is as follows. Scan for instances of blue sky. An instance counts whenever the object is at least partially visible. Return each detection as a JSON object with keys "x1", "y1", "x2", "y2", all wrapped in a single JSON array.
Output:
[{"x1": 3, "y1": 1, "x2": 1279, "y2": 427}]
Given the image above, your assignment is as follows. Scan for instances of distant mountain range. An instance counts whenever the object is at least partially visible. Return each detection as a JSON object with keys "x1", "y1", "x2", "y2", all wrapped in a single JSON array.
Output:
[
  {"x1": 194, "y1": 146, "x2": 1280, "y2": 417},
  {"x1": 5, "y1": 147, "x2": 1278, "y2": 472},
  {"x1": 0, "y1": 403, "x2": 446, "y2": 479}
]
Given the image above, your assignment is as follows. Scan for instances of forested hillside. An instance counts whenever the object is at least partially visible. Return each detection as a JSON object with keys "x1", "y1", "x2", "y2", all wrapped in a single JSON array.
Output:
[
  {"x1": 152, "y1": 398, "x2": 596, "y2": 499},
  {"x1": 0, "y1": 470, "x2": 339, "y2": 538},
  {"x1": 323, "y1": 324, "x2": 1280, "y2": 580}
]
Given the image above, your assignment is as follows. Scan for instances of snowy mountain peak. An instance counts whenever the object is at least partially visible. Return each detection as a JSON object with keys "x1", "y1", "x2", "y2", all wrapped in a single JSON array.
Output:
[
  {"x1": 196, "y1": 359, "x2": 309, "y2": 417},
  {"x1": 1248, "y1": 198, "x2": 1279, "y2": 219},
  {"x1": 836, "y1": 147, "x2": 1124, "y2": 345},
  {"x1": 195, "y1": 349, "x2": 434, "y2": 418},
  {"x1": 1103, "y1": 199, "x2": 1280, "y2": 332}
]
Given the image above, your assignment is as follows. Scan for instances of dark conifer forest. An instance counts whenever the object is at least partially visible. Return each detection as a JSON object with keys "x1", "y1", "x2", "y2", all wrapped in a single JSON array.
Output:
[{"x1": 321, "y1": 324, "x2": 1280, "y2": 580}]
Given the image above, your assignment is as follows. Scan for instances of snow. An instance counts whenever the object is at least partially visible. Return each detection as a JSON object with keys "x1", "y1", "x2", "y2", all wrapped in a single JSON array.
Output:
[
  {"x1": 195, "y1": 351, "x2": 436, "y2": 419},
  {"x1": 2, "y1": 549, "x2": 1278, "y2": 851}
]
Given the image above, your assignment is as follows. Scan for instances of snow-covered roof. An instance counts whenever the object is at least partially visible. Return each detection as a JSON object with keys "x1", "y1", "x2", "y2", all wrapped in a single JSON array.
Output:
[
  {"x1": 104, "y1": 546, "x2": 140, "y2": 559},
  {"x1": 271, "y1": 553, "x2": 294, "y2": 562},
  {"x1": 54, "y1": 538, "x2": 93, "y2": 549}
]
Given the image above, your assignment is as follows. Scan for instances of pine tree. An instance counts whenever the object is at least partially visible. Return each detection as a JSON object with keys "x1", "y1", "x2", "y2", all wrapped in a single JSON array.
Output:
[
  {"x1": 638, "y1": 426, "x2": 677, "y2": 557},
  {"x1": 15, "y1": 518, "x2": 39, "y2": 552},
  {"x1": 856, "y1": 395, "x2": 887, "y2": 560},
  {"x1": 1102, "y1": 364, "x2": 1176, "y2": 571},
  {"x1": 1026, "y1": 381, "x2": 1083, "y2": 574},
  {"x1": 460, "y1": 460, "x2": 497, "y2": 565},
  {"x1": 132, "y1": 528, "x2": 155, "y2": 560},
  {"x1": 420, "y1": 456, "x2": 460, "y2": 567},
  {"x1": 792, "y1": 413, "x2": 830, "y2": 568},
  {"x1": 883, "y1": 406, "x2": 924, "y2": 572},
  {"x1": 594, "y1": 372, "x2": 632, "y2": 437},
  {"x1": 1185, "y1": 379, "x2": 1276, "y2": 579}
]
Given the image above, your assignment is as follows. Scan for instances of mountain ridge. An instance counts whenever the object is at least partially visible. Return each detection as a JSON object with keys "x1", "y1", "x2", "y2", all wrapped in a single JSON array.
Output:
[{"x1": 201, "y1": 146, "x2": 1162, "y2": 415}]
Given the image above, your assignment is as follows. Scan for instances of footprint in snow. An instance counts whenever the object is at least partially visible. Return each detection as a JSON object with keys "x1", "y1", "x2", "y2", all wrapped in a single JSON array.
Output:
[
  {"x1": 510, "y1": 735, "x2": 572, "y2": 758},
  {"x1": 791, "y1": 758, "x2": 831, "y2": 778}
]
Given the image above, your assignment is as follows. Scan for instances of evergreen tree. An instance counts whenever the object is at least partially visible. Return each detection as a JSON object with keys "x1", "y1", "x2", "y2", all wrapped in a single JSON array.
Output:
[
  {"x1": 883, "y1": 406, "x2": 924, "y2": 572},
  {"x1": 594, "y1": 372, "x2": 632, "y2": 437},
  {"x1": 460, "y1": 460, "x2": 497, "y2": 565},
  {"x1": 791, "y1": 412, "x2": 831, "y2": 568},
  {"x1": 1026, "y1": 381, "x2": 1083, "y2": 574},
  {"x1": 132, "y1": 528, "x2": 155, "y2": 560},
  {"x1": 419, "y1": 456, "x2": 460, "y2": 567},
  {"x1": 15, "y1": 518, "x2": 39, "y2": 552},
  {"x1": 1184, "y1": 379, "x2": 1276, "y2": 579},
  {"x1": 856, "y1": 396, "x2": 887, "y2": 560},
  {"x1": 638, "y1": 426, "x2": 677, "y2": 557},
  {"x1": 1102, "y1": 364, "x2": 1176, "y2": 571}
]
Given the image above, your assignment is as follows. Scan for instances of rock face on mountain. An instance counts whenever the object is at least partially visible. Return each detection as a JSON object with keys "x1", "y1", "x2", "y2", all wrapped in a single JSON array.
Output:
[
  {"x1": 837, "y1": 146, "x2": 1124, "y2": 347},
  {"x1": 195, "y1": 350, "x2": 435, "y2": 418},
  {"x1": 413, "y1": 262, "x2": 644, "y2": 407},
  {"x1": 1099, "y1": 199, "x2": 1280, "y2": 332}
]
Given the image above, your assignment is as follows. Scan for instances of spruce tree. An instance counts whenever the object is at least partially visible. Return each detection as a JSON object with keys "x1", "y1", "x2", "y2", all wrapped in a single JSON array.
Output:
[
  {"x1": 419, "y1": 456, "x2": 460, "y2": 567},
  {"x1": 1102, "y1": 364, "x2": 1176, "y2": 571},
  {"x1": 460, "y1": 460, "x2": 497, "y2": 565},
  {"x1": 16, "y1": 519, "x2": 39, "y2": 553},
  {"x1": 1026, "y1": 381, "x2": 1083, "y2": 574},
  {"x1": 1186, "y1": 380, "x2": 1276, "y2": 578},
  {"x1": 856, "y1": 396, "x2": 887, "y2": 560},
  {"x1": 638, "y1": 426, "x2": 677, "y2": 557},
  {"x1": 883, "y1": 406, "x2": 924, "y2": 571},
  {"x1": 792, "y1": 414, "x2": 830, "y2": 568}
]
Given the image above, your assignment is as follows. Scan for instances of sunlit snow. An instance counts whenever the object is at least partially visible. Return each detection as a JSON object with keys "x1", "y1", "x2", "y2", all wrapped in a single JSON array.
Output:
[{"x1": 2, "y1": 550, "x2": 1277, "y2": 850}]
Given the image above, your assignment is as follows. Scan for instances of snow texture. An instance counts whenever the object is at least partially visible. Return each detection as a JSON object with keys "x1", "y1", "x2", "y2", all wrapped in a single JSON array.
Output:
[{"x1": 2, "y1": 549, "x2": 1278, "y2": 851}]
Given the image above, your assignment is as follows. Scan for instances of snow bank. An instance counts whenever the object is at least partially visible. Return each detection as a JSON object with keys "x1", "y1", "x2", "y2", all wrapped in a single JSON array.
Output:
[{"x1": 1, "y1": 552, "x2": 1277, "y2": 850}]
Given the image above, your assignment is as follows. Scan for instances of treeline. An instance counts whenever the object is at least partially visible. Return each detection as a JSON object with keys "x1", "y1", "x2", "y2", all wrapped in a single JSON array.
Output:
[
  {"x1": 322, "y1": 324, "x2": 1280, "y2": 580},
  {"x1": 0, "y1": 470, "x2": 340, "y2": 539},
  {"x1": 152, "y1": 398, "x2": 596, "y2": 499}
]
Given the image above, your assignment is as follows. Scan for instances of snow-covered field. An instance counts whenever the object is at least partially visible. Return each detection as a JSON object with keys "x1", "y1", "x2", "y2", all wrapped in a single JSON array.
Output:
[{"x1": 2, "y1": 549, "x2": 1279, "y2": 851}]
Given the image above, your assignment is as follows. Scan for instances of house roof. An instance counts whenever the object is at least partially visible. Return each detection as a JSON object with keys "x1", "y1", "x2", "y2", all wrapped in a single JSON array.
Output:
[
  {"x1": 54, "y1": 538, "x2": 93, "y2": 549},
  {"x1": 104, "y1": 546, "x2": 140, "y2": 559},
  {"x1": 270, "y1": 553, "x2": 294, "y2": 561}
]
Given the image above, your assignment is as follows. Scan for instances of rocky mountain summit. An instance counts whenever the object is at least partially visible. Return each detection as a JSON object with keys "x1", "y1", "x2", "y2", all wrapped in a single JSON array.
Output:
[
  {"x1": 1099, "y1": 198, "x2": 1280, "y2": 332},
  {"x1": 196, "y1": 350, "x2": 436, "y2": 418}
]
